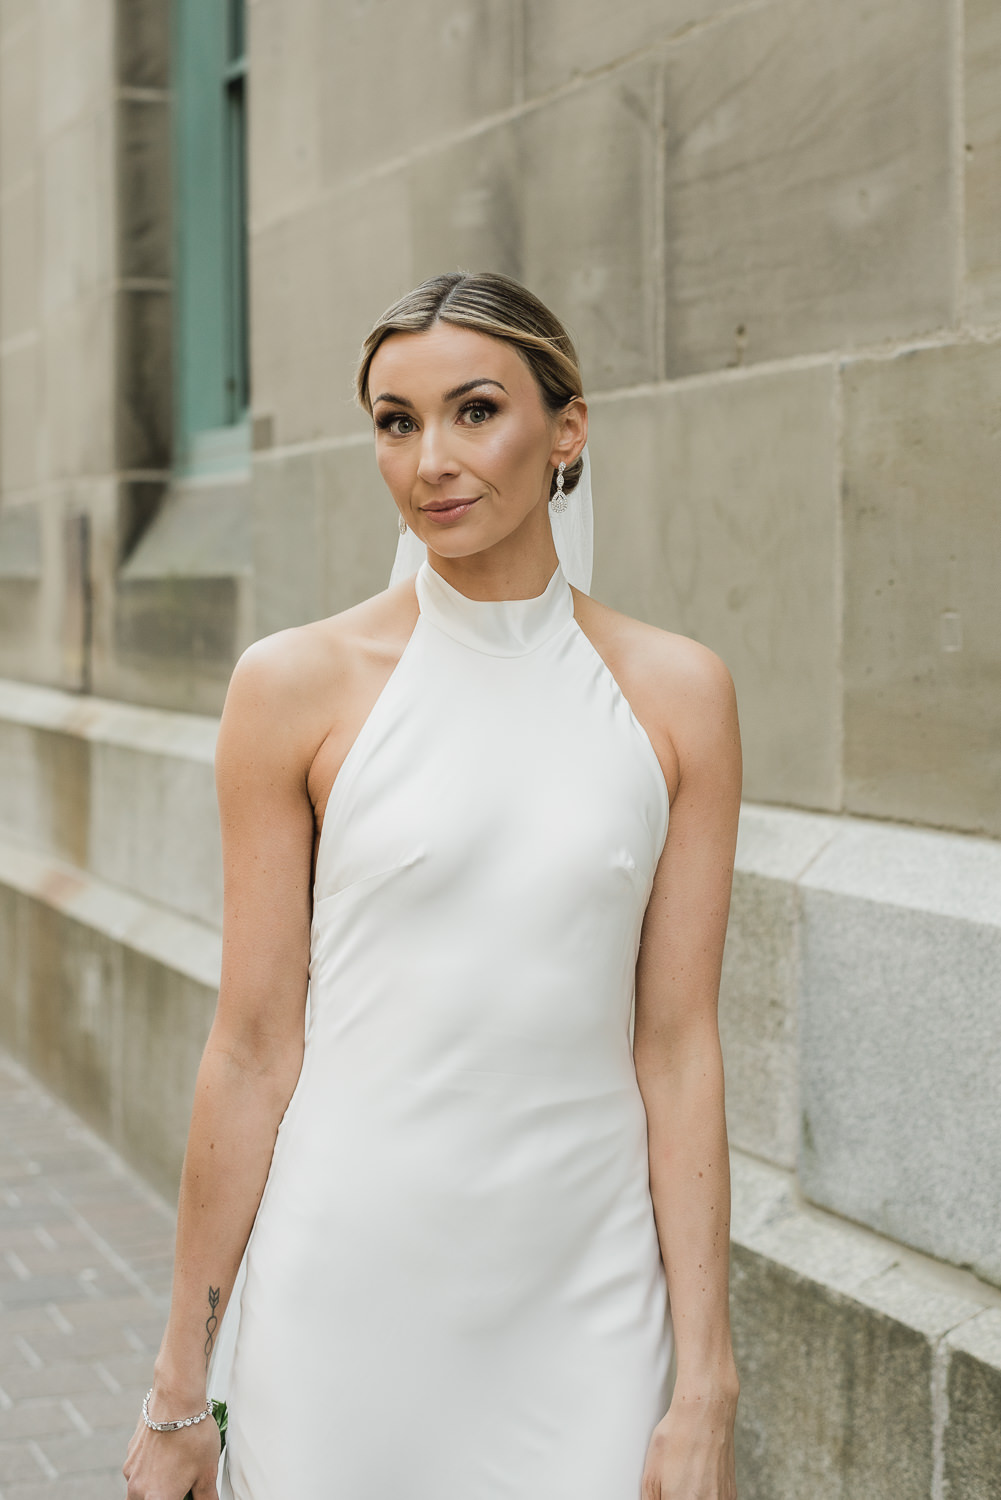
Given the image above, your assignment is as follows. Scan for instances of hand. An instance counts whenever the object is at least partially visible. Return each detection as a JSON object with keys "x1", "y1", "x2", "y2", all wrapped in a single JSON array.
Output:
[
  {"x1": 122, "y1": 1391, "x2": 221, "y2": 1500},
  {"x1": 640, "y1": 1380, "x2": 739, "y2": 1500}
]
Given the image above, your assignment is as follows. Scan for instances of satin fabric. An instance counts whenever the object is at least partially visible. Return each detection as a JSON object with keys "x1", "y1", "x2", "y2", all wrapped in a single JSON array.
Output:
[{"x1": 217, "y1": 558, "x2": 672, "y2": 1498}]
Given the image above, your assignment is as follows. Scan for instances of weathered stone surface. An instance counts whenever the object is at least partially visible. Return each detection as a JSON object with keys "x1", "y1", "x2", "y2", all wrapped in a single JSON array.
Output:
[
  {"x1": 90, "y1": 740, "x2": 221, "y2": 929},
  {"x1": 661, "y1": 0, "x2": 954, "y2": 375},
  {"x1": 37, "y1": 0, "x2": 113, "y2": 139},
  {"x1": 944, "y1": 1310, "x2": 1001, "y2": 1500},
  {"x1": 523, "y1": 0, "x2": 731, "y2": 97},
  {"x1": 588, "y1": 362, "x2": 840, "y2": 808},
  {"x1": 39, "y1": 111, "x2": 114, "y2": 317},
  {"x1": 251, "y1": 0, "x2": 514, "y2": 228},
  {"x1": 319, "y1": 1, "x2": 514, "y2": 195},
  {"x1": 720, "y1": 807, "x2": 835, "y2": 1168},
  {"x1": 731, "y1": 1246, "x2": 935, "y2": 1499},
  {"x1": 0, "y1": 341, "x2": 40, "y2": 492},
  {"x1": 115, "y1": 0, "x2": 169, "y2": 91},
  {"x1": 117, "y1": 95, "x2": 170, "y2": 282},
  {"x1": 0, "y1": 677, "x2": 221, "y2": 924},
  {"x1": 316, "y1": 442, "x2": 401, "y2": 615},
  {"x1": 37, "y1": 298, "x2": 114, "y2": 482},
  {"x1": 729, "y1": 1151, "x2": 989, "y2": 1500},
  {"x1": 0, "y1": 178, "x2": 37, "y2": 340},
  {"x1": 0, "y1": 838, "x2": 219, "y2": 1197},
  {"x1": 251, "y1": 175, "x2": 411, "y2": 445},
  {"x1": 409, "y1": 121, "x2": 522, "y2": 288},
  {"x1": 798, "y1": 820, "x2": 1001, "y2": 1285},
  {"x1": 842, "y1": 340, "x2": 1001, "y2": 837},
  {"x1": 251, "y1": 448, "x2": 328, "y2": 636},
  {"x1": 965, "y1": 0, "x2": 1001, "y2": 323},
  {"x1": 252, "y1": 441, "x2": 398, "y2": 637},
  {"x1": 116, "y1": 287, "x2": 171, "y2": 471},
  {"x1": 520, "y1": 59, "x2": 660, "y2": 390},
  {"x1": 0, "y1": 13, "x2": 38, "y2": 188}
]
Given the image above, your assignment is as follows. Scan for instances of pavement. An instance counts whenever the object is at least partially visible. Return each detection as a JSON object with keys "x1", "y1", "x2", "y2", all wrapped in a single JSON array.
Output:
[{"x1": 0, "y1": 1051, "x2": 176, "y2": 1498}]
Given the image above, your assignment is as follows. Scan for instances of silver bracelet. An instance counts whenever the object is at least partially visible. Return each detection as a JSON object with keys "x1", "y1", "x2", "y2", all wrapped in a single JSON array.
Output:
[{"x1": 142, "y1": 1387, "x2": 213, "y2": 1433}]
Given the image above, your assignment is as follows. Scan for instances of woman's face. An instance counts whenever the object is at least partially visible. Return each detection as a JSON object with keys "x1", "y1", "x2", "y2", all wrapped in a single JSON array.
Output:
[{"x1": 367, "y1": 322, "x2": 583, "y2": 564}]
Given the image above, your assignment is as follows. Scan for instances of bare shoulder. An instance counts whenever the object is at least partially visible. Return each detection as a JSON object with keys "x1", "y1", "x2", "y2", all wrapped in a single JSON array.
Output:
[
  {"x1": 219, "y1": 577, "x2": 420, "y2": 773},
  {"x1": 571, "y1": 589, "x2": 739, "y2": 780}
]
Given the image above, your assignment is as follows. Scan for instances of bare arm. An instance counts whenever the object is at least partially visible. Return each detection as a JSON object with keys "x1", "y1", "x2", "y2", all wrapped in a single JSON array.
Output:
[
  {"x1": 124, "y1": 635, "x2": 320, "y2": 1497},
  {"x1": 635, "y1": 641, "x2": 742, "y2": 1500}
]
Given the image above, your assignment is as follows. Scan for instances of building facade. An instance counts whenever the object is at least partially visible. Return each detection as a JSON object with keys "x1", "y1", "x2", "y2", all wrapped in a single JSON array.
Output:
[{"x1": 0, "y1": 2, "x2": 999, "y2": 1494}]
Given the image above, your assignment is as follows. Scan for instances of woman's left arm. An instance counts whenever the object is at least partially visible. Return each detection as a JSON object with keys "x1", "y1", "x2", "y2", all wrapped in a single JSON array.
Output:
[{"x1": 634, "y1": 636, "x2": 743, "y2": 1500}]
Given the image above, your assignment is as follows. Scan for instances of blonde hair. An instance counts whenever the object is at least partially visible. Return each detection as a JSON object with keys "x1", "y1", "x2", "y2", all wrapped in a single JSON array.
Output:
[{"x1": 354, "y1": 271, "x2": 585, "y2": 499}]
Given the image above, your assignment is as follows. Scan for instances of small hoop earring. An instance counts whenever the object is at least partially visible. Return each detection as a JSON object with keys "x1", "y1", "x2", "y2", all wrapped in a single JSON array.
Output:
[
  {"x1": 550, "y1": 460, "x2": 568, "y2": 514},
  {"x1": 398, "y1": 514, "x2": 407, "y2": 535}
]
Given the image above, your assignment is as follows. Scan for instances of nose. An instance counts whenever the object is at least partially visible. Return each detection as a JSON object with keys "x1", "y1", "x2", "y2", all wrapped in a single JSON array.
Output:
[{"x1": 416, "y1": 424, "x2": 459, "y2": 486}]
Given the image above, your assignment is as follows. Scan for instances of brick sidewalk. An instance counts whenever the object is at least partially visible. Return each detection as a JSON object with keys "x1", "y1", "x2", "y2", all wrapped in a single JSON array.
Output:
[{"x1": 0, "y1": 1052, "x2": 176, "y2": 1498}]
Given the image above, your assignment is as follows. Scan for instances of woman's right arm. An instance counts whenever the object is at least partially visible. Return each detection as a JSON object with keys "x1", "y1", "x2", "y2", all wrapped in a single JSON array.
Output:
[{"x1": 123, "y1": 636, "x2": 321, "y2": 1499}]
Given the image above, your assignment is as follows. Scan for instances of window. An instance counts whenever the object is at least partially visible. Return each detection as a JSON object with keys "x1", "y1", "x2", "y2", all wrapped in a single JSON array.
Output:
[{"x1": 171, "y1": 0, "x2": 249, "y2": 477}]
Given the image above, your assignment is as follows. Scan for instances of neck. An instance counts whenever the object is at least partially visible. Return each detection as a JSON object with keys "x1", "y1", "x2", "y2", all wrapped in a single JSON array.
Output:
[{"x1": 423, "y1": 502, "x2": 561, "y2": 602}]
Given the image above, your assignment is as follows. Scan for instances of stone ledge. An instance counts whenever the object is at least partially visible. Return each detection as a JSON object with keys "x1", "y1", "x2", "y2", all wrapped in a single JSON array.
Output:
[
  {"x1": 720, "y1": 804, "x2": 1001, "y2": 1287},
  {"x1": 0, "y1": 676, "x2": 221, "y2": 926},
  {"x1": 0, "y1": 841, "x2": 219, "y2": 1200},
  {"x1": 729, "y1": 1150, "x2": 1001, "y2": 1500}
]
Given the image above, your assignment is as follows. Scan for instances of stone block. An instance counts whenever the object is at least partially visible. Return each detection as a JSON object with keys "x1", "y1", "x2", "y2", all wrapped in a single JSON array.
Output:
[
  {"x1": 523, "y1": 0, "x2": 731, "y2": 97},
  {"x1": 519, "y1": 59, "x2": 660, "y2": 390},
  {"x1": 247, "y1": 0, "x2": 327, "y2": 230},
  {"x1": 588, "y1": 362, "x2": 840, "y2": 809},
  {"x1": 842, "y1": 340, "x2": 1001, "y2": 836},
  {"x1": 0, "y1": 178, "x2": 37, "y2": 341},
  {"x1": 720, "y1": 806, "x2": 835, "y2": 1167},
  {"x1": 37, "y1": 0, "x2": 113, "y2": 138},
  {"x1": 661, "y1": 0, "x2": 954, "y2": 375},
  {"x1": 731, "y1": 1242, "x2": 935, "y2": 1499},
  {"x1": 39, "y1": 110, "x2": 114, "y2": 318},
  {"x1": 115, "y1": 0, "x2": 169, "y2": 91},
  {"x1": 798, "y1": 818, "x2": 1001, "y2": 1285},
  {"x1": 252, "y1": 441, "x2": 398, "y2": 638},
  {"x1": 37, "y1": 298, "x2": 114, "y2": 482},
  {"x1": 944, "y1": 1310, "x2": 1001, "y2": 1500},
  {"x1": 965, "y1": 0, "x2": 1001, "y2": 323},
  {"x1": 119, "y1": 946, "x2": 216, "y2": 1199},
  {"x1": 728, "y1": 1150, "x2": 988, "y2": 1500},
  {"x1": 251, "y1": 174, "x2": 411, "y2": 446},
  {"x1": 0, "y1": 839, "x2": 220, "y2": 1198},
  {"x1": 0, "y1": 341, "x2": 40, "y2": 492},
  {"x1": 0, "y1": 15, "x2": 37, "y2": 189},
  {"x1": 251, "y1": 449, "x2": 329, "y2": 636},
  {"x1": 317, "y1": 442, "x2": 401, "y2": 615},
  {"x1": 316, "y1": 0, "x2": 515, "y2": 194},
  {"x1": 0, "y1": 583, "x2": 43, "y2": 684},
  {"x1": 0, "y1": 677, "x2": 222, "y2": 923},
  {"x1": 116, "y1": 287, "x2": 171, "y2": 471},
  {"x1": 89, "y1": 740, "x2": 221, "y2": 929},
  {"x1": 409, "y1": 121, "x2": 522, "y2": 288},
  {"x1": 116, "y1": 95, "x2": 169, "y2": 282}
]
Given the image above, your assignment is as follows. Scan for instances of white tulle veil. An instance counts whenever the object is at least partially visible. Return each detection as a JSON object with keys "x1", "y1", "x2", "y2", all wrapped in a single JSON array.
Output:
[{"x1": 388, "y1": 443, "x2": 594, "y2": 595}]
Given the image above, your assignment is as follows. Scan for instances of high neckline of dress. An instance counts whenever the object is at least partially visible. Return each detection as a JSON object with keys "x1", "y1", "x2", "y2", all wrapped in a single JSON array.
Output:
[{"x1": 415, "y1": 558, "x2": 575, "y2": 657}]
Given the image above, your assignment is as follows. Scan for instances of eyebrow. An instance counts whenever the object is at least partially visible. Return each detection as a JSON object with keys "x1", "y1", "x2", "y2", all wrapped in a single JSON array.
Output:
[{"x1": 371, "y1": 378, "x2": 508, "y2": 409}]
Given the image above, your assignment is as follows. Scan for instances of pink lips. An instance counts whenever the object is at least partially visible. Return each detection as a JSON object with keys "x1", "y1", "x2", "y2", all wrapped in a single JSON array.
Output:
[{"x1": 420, "y1": 498, "x2": 480, "y2": 522}]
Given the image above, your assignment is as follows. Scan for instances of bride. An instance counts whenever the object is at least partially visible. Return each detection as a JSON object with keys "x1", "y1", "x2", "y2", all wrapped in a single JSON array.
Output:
[{"x1": 123, "y1": 270, "x2": 741, "y2": 1500}]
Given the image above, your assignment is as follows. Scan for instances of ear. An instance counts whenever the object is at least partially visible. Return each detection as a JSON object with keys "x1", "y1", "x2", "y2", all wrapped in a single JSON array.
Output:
[{"x1": 550, "y1": 398, "x2": 588, "y2": 468}]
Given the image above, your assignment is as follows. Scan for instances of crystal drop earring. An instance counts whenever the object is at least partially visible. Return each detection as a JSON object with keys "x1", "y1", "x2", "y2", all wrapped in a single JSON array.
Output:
[
  {"x1": 550, "y1": 460, "x2": 568, "y2": 514},
  {"x1": 398, "y1": 514, "x2": 407, "y2": 535}
]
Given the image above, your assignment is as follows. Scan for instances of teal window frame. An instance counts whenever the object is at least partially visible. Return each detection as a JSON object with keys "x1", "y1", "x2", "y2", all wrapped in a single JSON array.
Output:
[{"x1": 171, "y1": 0, "x2": 249, "y2": 478}]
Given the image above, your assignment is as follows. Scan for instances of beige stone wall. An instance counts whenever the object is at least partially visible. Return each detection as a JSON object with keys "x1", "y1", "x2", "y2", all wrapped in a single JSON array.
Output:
[
  {"x1": 247, "y1": 0, "x2": 1000, "y2": 837},
  {"x1": 0, "y1": 1, "x2": 246, "y2": 716}
]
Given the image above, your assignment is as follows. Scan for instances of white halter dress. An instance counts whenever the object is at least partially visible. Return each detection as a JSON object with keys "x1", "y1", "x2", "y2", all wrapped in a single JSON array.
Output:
[{"x1": 217, "y1": 557, "x2": 673, "y2": 1498}]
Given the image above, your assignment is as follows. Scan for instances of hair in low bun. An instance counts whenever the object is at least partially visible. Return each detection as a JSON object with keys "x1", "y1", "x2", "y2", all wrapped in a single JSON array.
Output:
[{"x1": 355, "y1": 271, "x2": 585, "y2": 499}]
